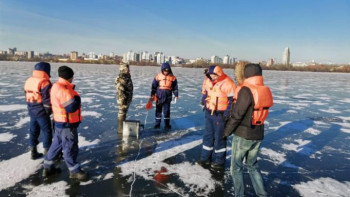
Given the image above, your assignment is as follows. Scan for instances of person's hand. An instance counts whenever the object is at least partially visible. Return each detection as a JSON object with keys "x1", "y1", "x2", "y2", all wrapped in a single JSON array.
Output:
[
  {"x1": 175, "y1": 96, "x2": 178, "y2": 101},
  {"x1": 222, "y1": 135, "x2": 228, "y2": 140}
]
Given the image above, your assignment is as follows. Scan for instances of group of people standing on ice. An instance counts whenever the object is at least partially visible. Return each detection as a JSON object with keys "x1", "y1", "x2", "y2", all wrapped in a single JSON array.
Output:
[
  {"x1": 115, "y1": 61, "x2": 273, "y2": 196},
  {"x1": 24, "y1": 61, "x2": 273, "y2": 196}
]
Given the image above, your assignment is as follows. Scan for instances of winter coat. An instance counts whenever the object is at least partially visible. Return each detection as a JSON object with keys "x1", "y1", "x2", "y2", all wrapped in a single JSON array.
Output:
[
  {"x1": 151, "y1": 63, "x2": 178, "y2": 104},
  {"x1": 115, "y1": 63, "x2": 133, "y2": 106},
  {"x1": 24, "y1": 62, "x2": 52, "y2": 117}
]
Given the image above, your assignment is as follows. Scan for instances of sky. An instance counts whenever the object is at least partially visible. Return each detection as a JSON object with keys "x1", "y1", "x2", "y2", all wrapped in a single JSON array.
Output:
[{"x1": 0, "y1": 0, "x2": 349, "y2": 64}]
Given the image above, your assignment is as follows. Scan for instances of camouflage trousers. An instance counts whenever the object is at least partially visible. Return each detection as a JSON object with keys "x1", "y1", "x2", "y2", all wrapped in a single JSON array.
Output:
[{"x1": 118, "y1": 104, "x2": 130, "y2": 119}]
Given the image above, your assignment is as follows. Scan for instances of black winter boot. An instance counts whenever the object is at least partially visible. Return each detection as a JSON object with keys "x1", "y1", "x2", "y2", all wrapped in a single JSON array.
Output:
[
  {"x1": 70, "y1": 170, "x2": 88, "y2": 181},
  {"x1": 30, "y1": 146, "x2": 43, "y2": 160},
  {"x1": 43, "y1": 166, "x2": 61, "y2": 177},
  {"x1": 164, "y1": 119, "x2": 171, "y2": 130}
]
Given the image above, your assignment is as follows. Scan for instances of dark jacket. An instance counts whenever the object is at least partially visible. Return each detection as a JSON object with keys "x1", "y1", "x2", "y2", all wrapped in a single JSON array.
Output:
[{"x1": 223, "y1": 86, "x2": 264, "y2": 140}]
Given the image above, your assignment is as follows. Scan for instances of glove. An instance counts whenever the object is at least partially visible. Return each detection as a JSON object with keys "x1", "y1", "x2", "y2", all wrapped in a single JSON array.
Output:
[{"x1": 222, "y1": 135, "x2": 228, "y2": 140}]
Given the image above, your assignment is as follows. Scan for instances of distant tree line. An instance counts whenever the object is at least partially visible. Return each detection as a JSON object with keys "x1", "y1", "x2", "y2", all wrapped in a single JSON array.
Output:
[{"x1": 1, "y1": 55, "x2": 349, "y2": 73}]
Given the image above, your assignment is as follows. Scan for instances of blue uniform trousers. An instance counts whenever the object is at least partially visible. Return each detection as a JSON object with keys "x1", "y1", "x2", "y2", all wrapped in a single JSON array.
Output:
[
  {"x1": 200, "y1": 110, "x2": 227, "y2": 165},
  {"x1": 43, "y1": 127, "x2": 80, "y2": 173},
  {"x1": 155, "y1": 101, "x2": 171, "y2": 125},
  {"x1": 29, "y1": 115, "x2": 52, "y2": 149}
]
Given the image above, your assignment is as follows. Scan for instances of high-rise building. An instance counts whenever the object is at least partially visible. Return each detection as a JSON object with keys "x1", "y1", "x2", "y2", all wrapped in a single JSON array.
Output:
[
  {"x1": 223, "y1": 55, "x2": 230, "y2": 64},
  {"x1": 283, "y1": 47, "x2": 290, "y2": 65},
  {"x1": 70, "y1": 51, "x2": 78, "y2": 60},
  {"x1": 267, "y1": 58, "x2": 275, "y2": 67},
  {"x1": 28, "y1": 51, "x2": 34, "y2": 59},
  {"x1": 211, "y1": 55, "x2": 222, "y2": 64}
]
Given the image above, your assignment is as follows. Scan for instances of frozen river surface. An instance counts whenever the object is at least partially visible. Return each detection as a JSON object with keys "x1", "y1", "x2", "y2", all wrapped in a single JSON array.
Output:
[{"x1": 0, "y1": 61, "x2": 350, "y2": 196}]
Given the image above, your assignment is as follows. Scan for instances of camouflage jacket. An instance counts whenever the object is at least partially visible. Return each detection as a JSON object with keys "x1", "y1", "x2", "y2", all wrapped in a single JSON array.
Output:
[{"x1": 115, "y1": 73, "x2": 133, "y2": 106}]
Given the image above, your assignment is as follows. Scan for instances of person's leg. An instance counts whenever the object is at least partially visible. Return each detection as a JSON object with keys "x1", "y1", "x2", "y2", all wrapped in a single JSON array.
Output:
[
  {"x1": 213, "y1": 114, "x2": 226, "y2": 165},
  {"x1": 200, "y1": 110, "x2": 215, "y2": 162},
  {"x1": 61, "y1": 127, "x2": 80, "y2": 173},
  {"x1": 246, "y1": 141, "x2": 267, "y2": 197},
  {"x1": 43, "y1": 129, "x2": 62, "y2": 169},
  {"x1": 231, "y1": 135, "x2": 251, "y2": 197},
  {"x1": 118, "y1": 104, "x2": 128, "y2": 134},
  {"x1": 29, "y1": 116, "x2": 40, "y2": 148},
  {"x1": 163, "y1": 101, "x2": 171, "y2": 129},
  {"x1": 155, "y1": 103, "x2": 162, "y2": 128},
  {"x1": 36, "y1": 115, "x2": 53, "y2": 150}
]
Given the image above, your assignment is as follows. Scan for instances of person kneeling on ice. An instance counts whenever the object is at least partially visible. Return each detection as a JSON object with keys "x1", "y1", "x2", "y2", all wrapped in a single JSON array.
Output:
[
  {"x1": 149, "y1": 62, "x2": 178, "y2": 130},
  {"x1": 24, "y1": 62, "x2": 53, "y2": 159},
  {"x1": 197, "y1": 65, "x2": 236, "y2": 170},
  {"x1": 115, "y1": 62, "x2": 133, "y2": 134},
  {"x1": 43, "y1": 66, "x2": 88, "y2": 181},
  {"x1": 223, "y1": 63, "x2": 273, "y2": 197}
]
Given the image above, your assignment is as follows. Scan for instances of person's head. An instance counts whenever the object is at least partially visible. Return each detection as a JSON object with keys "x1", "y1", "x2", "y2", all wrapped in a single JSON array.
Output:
[
  {"x1": 244, "y1": 63, "x2": 262, "y2": 79},
  {"x1": 161, "y1": 62, "x2": 172, "y2": 75},
  {"x1": 119, "y1": 62, "x2": 130, "y2": 74},
  {"x1": 234, "y1": 61, "x2": 249, "y2": 85},
  {"x1": 58, "y1": 66, "x2": 74, "y2": 83},
  {"x1": 34, "y1": 62, "x2": 51, "y2": 77},
  {"x1": 208, "y1": 65, "x2": 224, "y2": 82}
]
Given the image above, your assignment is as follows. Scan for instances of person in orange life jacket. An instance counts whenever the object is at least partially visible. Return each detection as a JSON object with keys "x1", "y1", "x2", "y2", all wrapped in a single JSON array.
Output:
[
  {"x1": 223, "y1": 63, "x2": 273, "y2": 197},
  {"x1": 43, "y1": 66, "x2": 88, "y2": 181},
  {"x1": 150, "y1": 62, "x2": 178, "y2": 130},
  {"x1": 24, "y1": 62, "x2": 53, "y2": 160},
  {"x1": 197, "y1": 65, "x2": 236, "y2": 170}
]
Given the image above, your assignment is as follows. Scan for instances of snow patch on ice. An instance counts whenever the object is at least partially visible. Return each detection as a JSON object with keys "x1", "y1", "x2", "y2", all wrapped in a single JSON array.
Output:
[
  {"x1": 304, "y1": 128, "x2": 321, "y2": 135},
  {"x1": 81, "y1": 97, "x2": 94, "y2": 104},
  {"x1": 260, "y1": 148, "x2": 299, "y2": 169},
  {"x1": 0, "y1": 104, "x2": 27, "y2": 112},
  {"x1": 0, "y1": 147, "x2": 43, "y2": 191},
  {"x1": 82, "y1": 111, "x2": 102, "y2": 118},
  {"x1": 293, "y1": 177, "x2": 350, "y2": 197},
  {"x1": 319, "y1": 108, "x2": 341, "y2": 114},
  {"x1": 79, "y1": 135, "x2": 100, "y2": 148},
  {"x1": 3, "y1": 117, "x2": 30, "y2": 129},
  {"x1": 0, "y1": 132, "x2": 17, "y2": 142},
  {"x1": 26, "y1": 181, "x2": 69, "y2": 197}
]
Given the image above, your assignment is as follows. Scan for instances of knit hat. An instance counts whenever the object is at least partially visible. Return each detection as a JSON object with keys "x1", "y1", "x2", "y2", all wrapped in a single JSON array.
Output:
[
  {"x1": 34, "y1": 62, "x2": 51, "y2": 77},
  {"x1": 58, "y1": 66, "x2": 74, "y2": 80},
  {"x1": 244, "y1": 63, "x2": 262, "y2": 78}
]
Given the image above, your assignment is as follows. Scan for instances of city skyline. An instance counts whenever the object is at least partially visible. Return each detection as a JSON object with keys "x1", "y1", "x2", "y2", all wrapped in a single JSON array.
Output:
[{"x1": 1, "y1": 0, "x2": 350, "y2": 64}]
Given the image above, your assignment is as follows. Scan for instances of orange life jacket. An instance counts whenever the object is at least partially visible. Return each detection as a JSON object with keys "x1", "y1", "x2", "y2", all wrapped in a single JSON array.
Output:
[
  {"x1": 155, "y1": 73, "x2": 176, "y2": 90},
  {"x1": 203, "y1": 75, "x2": 236, "y2": 113},
  {"x1": 237, "y1": 76, "x2": 273, "y2": 125},
  {"x1": 51, "y1": 78, "x2": 82, "y2": 124},
  {"x1": 24, "y1": 70, "x2": 51, "y2": 103}
]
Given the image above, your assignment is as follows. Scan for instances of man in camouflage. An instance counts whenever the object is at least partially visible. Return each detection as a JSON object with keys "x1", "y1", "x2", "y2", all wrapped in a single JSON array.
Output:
[{"x1": 115, "y1": 63, "x2": 133, "y2": 134}]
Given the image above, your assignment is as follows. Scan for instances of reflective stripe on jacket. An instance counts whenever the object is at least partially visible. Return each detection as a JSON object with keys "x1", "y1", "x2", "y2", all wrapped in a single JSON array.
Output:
[{"x1": 51, "y1": 78, "x2": 82, "y2": 126}]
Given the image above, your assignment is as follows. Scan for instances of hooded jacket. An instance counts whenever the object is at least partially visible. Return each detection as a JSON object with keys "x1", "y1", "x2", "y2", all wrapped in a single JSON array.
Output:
[
  {"x1": 24, "y1": 62, "x2": 52, "y2": 117},
  {"x1": 202, "y1": 65, "x2": 236, "y2": 116},
  {"x1": 151, "y1": 63, "x2": 178, "y2": 104},
  {"x1": 224, "y1": 63, "x2": 272, "y2": 140}
]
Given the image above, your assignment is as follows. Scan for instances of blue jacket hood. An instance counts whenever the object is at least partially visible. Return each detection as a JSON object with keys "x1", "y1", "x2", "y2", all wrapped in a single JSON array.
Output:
[
  {"x1": 34, "y1": 62, "x2": 51, "y2": 77},
  {"x1": 161, "y1": 62, "x2": 173, "y2": 75}
]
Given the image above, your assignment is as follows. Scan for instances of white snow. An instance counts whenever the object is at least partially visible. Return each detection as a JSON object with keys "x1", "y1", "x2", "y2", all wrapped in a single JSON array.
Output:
[
  {"x1": 0, "y1": 132, "x2": 17, "y2": 142},
  {"x1": 293, "y1": 177, "x2": 350, "y2": 197},
  {"x1": 3, "y1": 116, "x2": 30, "y2": 129},
  {"x1": 0, "y1": 147, "x2": 43, "y2": 191},
  {"x1": 260, "y1": 148, "x2": 299, "y2": 169},
  {"x1": 26, "y1": 181, "x2": 69, "y2": 197},
  {"x1": 0, "y1": 104, "x2": 27, "y2": 112},
  {"x1": 82, "y1": 111, "x2": 102, "y2": 118}
]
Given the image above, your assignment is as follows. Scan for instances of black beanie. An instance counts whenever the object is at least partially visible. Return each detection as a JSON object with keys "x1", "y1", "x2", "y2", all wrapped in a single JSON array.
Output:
[
  {"x1": 244, "y1": 63, "x2": 262, "y2": 78},
  {"x1": 58, "y1": 66, "x2": 74, "y2": 80}
]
